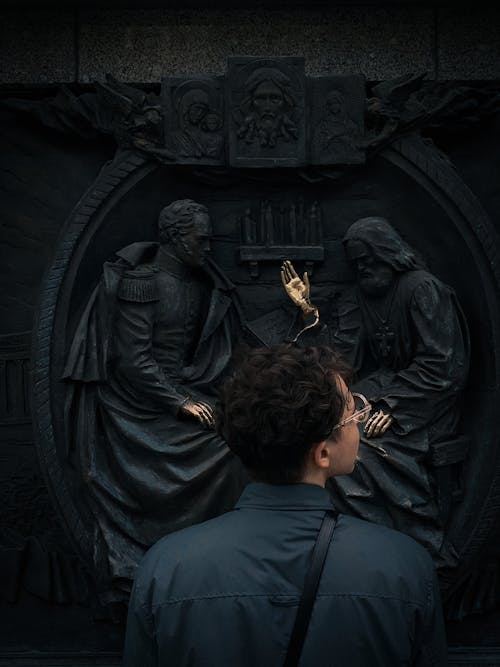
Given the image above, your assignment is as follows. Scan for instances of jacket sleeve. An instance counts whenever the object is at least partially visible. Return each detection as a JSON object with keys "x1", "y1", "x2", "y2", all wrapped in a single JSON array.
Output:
[
  {"x1": 413, "y1": 571, "x2": 448, "y2": 666},
  {"x1": 114, "y1": 296, "x2": 188, "y2": 415},
  {"x1": 123, "y1": 584, "x2": 157, "y2": 667}
]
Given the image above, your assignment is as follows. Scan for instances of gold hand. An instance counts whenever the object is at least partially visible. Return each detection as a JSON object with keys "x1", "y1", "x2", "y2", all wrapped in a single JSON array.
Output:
[
  {"x1": 280, "y1": 260, "x2": 313, "y2": 313},
  {"x1": 364, "y1": 410, "x2": 393, "y2": 438},
  {"x1": 181, "y1": 400, "x2": 215, "y2": 429}
]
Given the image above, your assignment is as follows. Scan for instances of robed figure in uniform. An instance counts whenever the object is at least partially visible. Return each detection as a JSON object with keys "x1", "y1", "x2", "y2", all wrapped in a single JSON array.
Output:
[
  {"x1": 282, "y1": 217, "x2": 470, "y2": 570},
  {"x1": 63, "y1": 200, "x2": 250, "y2": 602}
]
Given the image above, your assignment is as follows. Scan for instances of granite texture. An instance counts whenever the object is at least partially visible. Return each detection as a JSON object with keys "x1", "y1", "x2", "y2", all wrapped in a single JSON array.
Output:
[
  {"x1": 0, "y1": 10, "x2": 75, "y2": 84},
  {"x1": 78, "y1": 7, "x2": 435, "y2": 82},
  {"x1": 1, "y1": 8, "x2": 499, "y2": 84},
  {"x1": 438, "y1": 8, "x2": 500, "y2": 80}
]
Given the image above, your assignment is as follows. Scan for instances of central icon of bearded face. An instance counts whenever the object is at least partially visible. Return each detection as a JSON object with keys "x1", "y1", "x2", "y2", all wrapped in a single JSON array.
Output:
[{"x1": 237, "y1": 67, "x2": 299, "y2": 148}]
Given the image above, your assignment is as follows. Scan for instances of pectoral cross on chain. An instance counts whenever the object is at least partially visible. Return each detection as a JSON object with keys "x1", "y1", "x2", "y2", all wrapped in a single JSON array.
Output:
[{"x1": 375, "y1": 325, "x2": 395, "y2": 359}]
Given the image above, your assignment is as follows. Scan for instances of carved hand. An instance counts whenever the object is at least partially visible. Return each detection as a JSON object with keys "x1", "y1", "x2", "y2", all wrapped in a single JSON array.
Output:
[
  {"x1": 280, "y1": 260, "x2": 316, "y2": 315},
  {"x1": 181, "y1": 400, "x2": 215, "y2": 429},
  {"x1": 364, "y1": 410, "x2": 394, "y2": 438}
]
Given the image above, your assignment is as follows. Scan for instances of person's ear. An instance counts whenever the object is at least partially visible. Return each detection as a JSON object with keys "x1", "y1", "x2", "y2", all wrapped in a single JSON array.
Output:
[{"x1": 311, "y1": 439, "x2": 332, "y2": 470}]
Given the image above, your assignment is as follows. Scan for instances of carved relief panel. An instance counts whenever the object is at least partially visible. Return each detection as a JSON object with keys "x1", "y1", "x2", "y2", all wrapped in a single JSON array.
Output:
[
  {"x1": 228, "y1": 57, "x2": 306, "y2": 167},
  {"x1": 3, "y1": 58, "x2": 500, "y2": 649},
  {"x1": 309, "y1": 75, "x2": 366, "y2": 164},
  {"x1": 162, "y1": 77, "x2": 226, "y2": 165}
]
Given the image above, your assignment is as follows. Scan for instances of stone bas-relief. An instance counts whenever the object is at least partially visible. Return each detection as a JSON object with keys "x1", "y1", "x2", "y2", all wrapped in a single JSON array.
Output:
[
  {"x1": 63, "y1": 199, "x2": 250, "y2": 600},
  {"x1": 64, "y1": 201, "x2": 470, "y2": 600},
  {"x1": 238, "y1": 198, "x2": 324, "y2": 278},
  {"x1": 239, "y1": 199, "x2": 323, "y2": 246},
  {"x1": 316, "y1": 90, "x2": 358, "y2": 157},
  {"x1": 6, "y1": 66, "x2": 499, "y2": 169},
  {"x1": 310, "y1": 75, "x2": 365, "y2": 165},
  {"x1": 228, "y1": 57, "x2": 306, "y2": 167},
  {"x1": 282, "y1": 217, "x2": 470, "y2": 574},
  {"x1": 236, "y1": 68, "x2": 298, "y2": 148},
  {"x1": 10, "y1": 58, "x2": 500, "y2": 641},
  {"x1": 163, "y1": 79, "x2": 225, "y2": 164}
]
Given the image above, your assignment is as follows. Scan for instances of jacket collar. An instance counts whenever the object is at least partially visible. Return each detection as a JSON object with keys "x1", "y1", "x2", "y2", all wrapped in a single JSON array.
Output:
[{"x1": 235, "y1": 482, "x2": 335, "y2": 512}]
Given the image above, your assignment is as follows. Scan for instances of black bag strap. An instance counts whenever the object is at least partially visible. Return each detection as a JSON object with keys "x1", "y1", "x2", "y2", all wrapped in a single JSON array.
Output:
[{"x1": 283, "y1": 510, "x2": 338, "y2": 667}]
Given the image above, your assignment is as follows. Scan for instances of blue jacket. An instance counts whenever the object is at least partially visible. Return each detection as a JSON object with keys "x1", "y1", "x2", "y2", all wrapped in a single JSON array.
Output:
[{"x1": 124, "y1": 483, "x2": 447, "y2": 666}]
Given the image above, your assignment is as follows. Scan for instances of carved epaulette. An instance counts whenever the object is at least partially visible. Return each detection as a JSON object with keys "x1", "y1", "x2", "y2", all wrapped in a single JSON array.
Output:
[{"x1": 118, "y1": 266, "x2": 159, "y2": 303}]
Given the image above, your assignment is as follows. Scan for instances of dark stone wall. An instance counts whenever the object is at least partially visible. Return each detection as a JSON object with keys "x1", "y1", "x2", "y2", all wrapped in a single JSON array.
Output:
[{"x1": 1, "y1": 6, "x2": 500, "y2": 84}]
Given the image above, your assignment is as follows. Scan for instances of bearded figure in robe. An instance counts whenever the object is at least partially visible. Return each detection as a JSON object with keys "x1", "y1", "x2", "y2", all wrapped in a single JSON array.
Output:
[{"x1": 281, "y1": 217, "x2": 470, "y2": 571}]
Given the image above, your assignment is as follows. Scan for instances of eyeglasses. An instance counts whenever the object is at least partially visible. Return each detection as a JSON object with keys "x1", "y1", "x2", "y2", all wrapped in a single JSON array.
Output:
[{"x1": 332, "y1": 392, "x2": 372, "y2": 431}]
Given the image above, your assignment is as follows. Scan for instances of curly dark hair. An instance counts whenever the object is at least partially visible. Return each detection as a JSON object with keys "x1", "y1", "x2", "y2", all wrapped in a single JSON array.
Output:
[{"x1": 216, "y1": 344, "x2": 351, "y2": 484}]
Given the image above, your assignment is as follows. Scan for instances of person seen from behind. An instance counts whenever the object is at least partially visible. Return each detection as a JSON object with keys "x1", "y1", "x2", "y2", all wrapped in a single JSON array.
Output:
[{"x1": 124, "y1": 343, "x2": 447, "y2": 666}]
